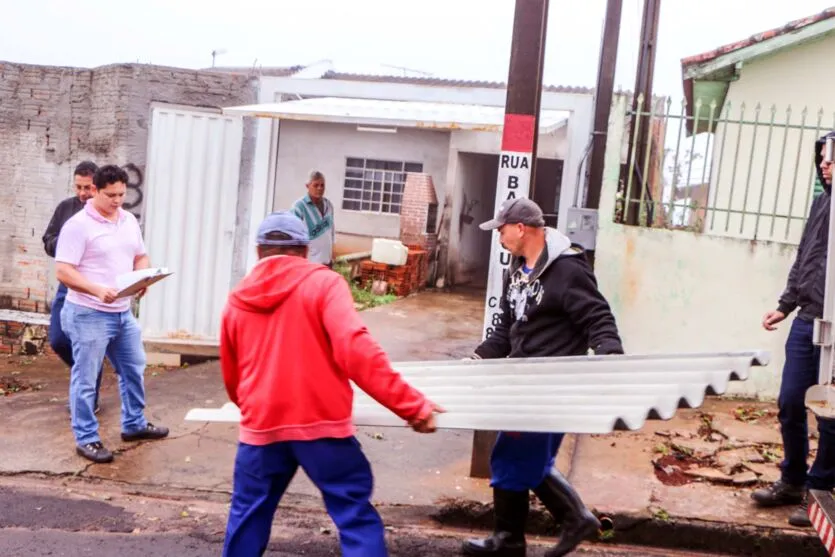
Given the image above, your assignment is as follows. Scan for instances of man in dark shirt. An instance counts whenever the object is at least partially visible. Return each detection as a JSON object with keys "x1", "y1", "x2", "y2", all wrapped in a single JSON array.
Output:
[
  {"x1": 461, "y1": 198, "x2": 623, "y2": 557},
  {"x1": 753, "y1": 131, "x2": 835, "y2": 528},
  {"x1": 43, "y1": 161, "x2": 103, "y2": 414}
]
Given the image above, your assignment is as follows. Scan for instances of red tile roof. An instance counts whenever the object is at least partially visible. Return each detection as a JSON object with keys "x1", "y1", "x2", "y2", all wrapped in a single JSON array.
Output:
[{"x1": 681, "y1": 7, "x2": 835, "y2": 68}]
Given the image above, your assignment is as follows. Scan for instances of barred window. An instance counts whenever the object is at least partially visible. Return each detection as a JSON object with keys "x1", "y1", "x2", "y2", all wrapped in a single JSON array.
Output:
[{"x1": 342, "y1": 158, "x2": 424, "y2": 214}]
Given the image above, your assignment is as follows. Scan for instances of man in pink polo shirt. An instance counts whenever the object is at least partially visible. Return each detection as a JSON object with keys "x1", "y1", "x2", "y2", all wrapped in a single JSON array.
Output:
[{"x1": 55, "y1": 165, "x2": 168, "y2": 464}]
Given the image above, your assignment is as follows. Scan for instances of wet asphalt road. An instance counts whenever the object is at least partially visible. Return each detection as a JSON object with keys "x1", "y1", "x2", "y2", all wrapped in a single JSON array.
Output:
[
  {"x1": 0, "y1": 529, "x2": 732, "y2": 557},
  {"x1": 0, "y1": 484, "x2": 732, "y2": 557}
]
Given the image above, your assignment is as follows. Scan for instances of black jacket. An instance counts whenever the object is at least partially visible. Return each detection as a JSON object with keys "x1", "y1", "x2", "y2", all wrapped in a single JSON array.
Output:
[
  {"x1": 475, "y1": 228, "x2": 624, "y2": 360},
  {"x1": 42, "y1": 196, "x2": 84, "y2": 258},
  {"x1": 777, "y1": 131, "x2": 835, "y2": 321}
]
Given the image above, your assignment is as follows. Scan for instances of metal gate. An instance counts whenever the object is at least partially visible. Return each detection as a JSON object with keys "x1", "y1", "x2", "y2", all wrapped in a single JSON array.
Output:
[{"x1": 138, "y1": 104, "x2": 244, "y2": 343}]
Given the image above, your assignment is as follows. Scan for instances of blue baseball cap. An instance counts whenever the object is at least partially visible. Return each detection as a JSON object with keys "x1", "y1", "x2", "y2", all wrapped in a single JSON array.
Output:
[{"x1": 256, "y1": 211, "x2": 310, "y2": 246}]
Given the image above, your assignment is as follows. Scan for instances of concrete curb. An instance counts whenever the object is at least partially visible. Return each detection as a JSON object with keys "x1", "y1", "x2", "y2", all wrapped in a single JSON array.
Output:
[{"x1": 427, "y1": 498, "x2": 826, "y2": 557}]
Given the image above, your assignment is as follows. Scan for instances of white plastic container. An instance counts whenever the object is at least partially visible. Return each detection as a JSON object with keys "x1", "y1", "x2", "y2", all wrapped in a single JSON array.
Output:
[{"x1": 371, "y1": 238, "x2": 408, "y2": 266}]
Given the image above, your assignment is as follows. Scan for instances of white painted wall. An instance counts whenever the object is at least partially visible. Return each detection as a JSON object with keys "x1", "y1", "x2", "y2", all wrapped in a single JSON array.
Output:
[
  {"x1": 273, "y1": 120, "x2": 451, "y2": 238},
  {"x1": 704, "y1": 34, "x2": 835, "y2": 244},
  {"x1": 596, "y1": 98, "x2": 792, "y2": 399},
  {"x1": 450, "y1": 126, "x2": 568, "y2": 159}
]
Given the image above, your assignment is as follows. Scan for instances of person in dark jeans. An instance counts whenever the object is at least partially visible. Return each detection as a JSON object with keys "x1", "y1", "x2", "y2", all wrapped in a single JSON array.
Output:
[
  {"x1": 43, "y1": 161, "x2": 104, "y2": 415},
  {"x1": 755, "y1": 131, "x2": 835, "y2": 527},
  {"x1": 460, "y1": 198, "x2": 624, "y2": 557}
]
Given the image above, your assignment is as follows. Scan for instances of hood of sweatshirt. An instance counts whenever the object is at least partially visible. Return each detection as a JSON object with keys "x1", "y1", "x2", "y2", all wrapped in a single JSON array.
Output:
[
  {"x1": 228, "y1": 255, "x2": 330, "y2": 313},
  {"x1": 509, "y1": 227, "x2": 581, "y2": 282},
  {"x1": 815, "y1": 131, "x2": 835, "y2": 195}
]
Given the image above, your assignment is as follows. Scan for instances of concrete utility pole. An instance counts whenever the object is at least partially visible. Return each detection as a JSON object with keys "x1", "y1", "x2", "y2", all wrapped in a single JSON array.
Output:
[
  {"x1": 585, "y1": 0, "x2": 624, "y2": 213},
  {"x1": 624, "y1": 0, "x2": 661, "y2": 226},
  {"x1": 472, "y1": 0, "x2": 550, "y2": 479}
]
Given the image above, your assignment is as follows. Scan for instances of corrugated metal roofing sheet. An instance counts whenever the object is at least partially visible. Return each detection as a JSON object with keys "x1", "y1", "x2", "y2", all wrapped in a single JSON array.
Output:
[
  {"x1": 222, "y1": 97, "x2": 571, "y2": 132},
  {"x1": 185, "y1": 351, "x2": 769, "y2": 433},
  {"x1": 320, "y1": 70, "x2": 594, "y2": 95}
]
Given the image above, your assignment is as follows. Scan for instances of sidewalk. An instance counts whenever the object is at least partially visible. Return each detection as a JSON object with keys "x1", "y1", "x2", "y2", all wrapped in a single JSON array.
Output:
[{"x1": 0, "y1": 289, "x2": 826, "y2": 556}]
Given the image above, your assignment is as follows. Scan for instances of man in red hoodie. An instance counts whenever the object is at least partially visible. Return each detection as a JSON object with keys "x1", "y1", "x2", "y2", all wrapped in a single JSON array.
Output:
[{"x1": 220, "y1": 211, "x2": 441, "y2": 557}]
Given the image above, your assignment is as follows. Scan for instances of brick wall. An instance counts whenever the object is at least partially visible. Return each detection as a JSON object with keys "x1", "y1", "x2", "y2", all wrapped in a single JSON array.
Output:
[
  {"x1": 0, "y1": 61, "x2": 257, "y2": 313},
  {"x1": 0, "y1": 318, "x2": 48, "y2": 355},
  {"x1": 399, "y1": 172, "x2": 439, "y2": 255}
]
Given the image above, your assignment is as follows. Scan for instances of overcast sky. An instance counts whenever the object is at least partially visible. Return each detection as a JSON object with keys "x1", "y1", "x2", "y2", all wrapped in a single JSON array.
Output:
[{"x1": 1, "y1": 0, "x2": 833, "y2": 100}]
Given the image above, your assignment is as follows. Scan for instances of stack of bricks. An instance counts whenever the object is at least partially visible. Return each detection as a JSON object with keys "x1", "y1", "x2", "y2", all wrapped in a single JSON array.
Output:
[
  {"x1": 358, "y1": 246, "x2": 429, "y2": 298},
  {"x1": 399, "y1": 173, "x2": 439, "y2": 254},
  {"x1": 0, "y1": 318, "x2": 48, "y2": 355}
]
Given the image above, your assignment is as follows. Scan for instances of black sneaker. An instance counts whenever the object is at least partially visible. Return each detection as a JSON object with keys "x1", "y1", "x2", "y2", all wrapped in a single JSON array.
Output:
[
  {"x1": 788, "y1": 492, "x2": 812, "y2": 528},
  {"x1": 76, "y1": 442, "x2": 113, "y2": 464},
  {"x1": 751, "y1": 480, "x2": 805, "y2": 507},
  {"x1": 121, "y1": 423, "x2": 169, "y2": 442}
]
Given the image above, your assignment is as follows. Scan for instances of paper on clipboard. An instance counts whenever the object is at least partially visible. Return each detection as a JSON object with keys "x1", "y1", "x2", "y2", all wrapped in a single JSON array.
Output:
[{"x1": 115, "y1": 267, "x2": 173, "y2": 298}]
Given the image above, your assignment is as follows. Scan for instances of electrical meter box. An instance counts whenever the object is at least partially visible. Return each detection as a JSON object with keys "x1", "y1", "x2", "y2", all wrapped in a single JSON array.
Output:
[{"x1": 565, "y1": 208, "x2": 599, "y2": 250}]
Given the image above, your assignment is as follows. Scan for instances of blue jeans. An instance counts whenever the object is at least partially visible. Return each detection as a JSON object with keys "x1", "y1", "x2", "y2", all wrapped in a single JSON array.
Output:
[
  {"x1": 778, "y1": 317, "x2": 835, "y2": 490},
  {"x1": 50, "y1": 283, "x2": 103, "y2": 409},
  {"x1": 60, "y1": 301, "x2": 148, "y2": 446},
  {"x1": 224, "y1": 438, "x2": 387, "y2": 557},
  {"x1": 490, "y1": 431, "x2": 564, "y2": 491}
]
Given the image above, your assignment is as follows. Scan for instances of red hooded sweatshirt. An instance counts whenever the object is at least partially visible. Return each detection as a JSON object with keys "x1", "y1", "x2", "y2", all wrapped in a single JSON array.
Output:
[{"x1": 220, "y1": 255, "x2": 433, "y2": 445}]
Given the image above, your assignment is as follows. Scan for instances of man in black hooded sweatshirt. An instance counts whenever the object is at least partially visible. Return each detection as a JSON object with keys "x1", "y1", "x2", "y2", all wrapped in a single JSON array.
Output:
[
  {"x1": 753, "y1": 131, "x2": 835, "y2": 528},
  {"x1": 460, "y1": 198, "x2": 624, "y2": 557}
]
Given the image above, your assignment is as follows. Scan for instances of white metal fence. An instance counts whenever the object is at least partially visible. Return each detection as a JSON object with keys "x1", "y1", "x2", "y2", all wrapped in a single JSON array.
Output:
[{"x1": 615, "y1": 96, "x2": 834, "y2": 245}]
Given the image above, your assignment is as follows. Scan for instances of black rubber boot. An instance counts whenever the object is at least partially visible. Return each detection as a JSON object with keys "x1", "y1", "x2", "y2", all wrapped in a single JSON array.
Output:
[
  {"x1": 462, "y1": 488, "x2": 528, "y2": 556},
  {"x1": 533, "y1": 470, "x2": 600, "y2": 557}
]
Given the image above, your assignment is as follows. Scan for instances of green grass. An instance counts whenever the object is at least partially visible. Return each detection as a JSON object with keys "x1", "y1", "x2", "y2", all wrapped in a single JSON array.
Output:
[{"x1": 334, "y1": 262, "x2": 398, "y2": 310}]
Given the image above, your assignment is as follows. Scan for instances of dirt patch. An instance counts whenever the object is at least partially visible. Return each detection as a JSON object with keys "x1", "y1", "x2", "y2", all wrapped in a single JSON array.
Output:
[
  {"x1": 650, "y1": 406, "x2": 787, "y2": 488},
  {"x1": 0, "y1": 375, "x2": 39, "y2": 396},
  {"x1": 652, "y1": 453, "x2": 700, "y2": 486},
  {"x1": 733, "y1": 405, "x2": 776, "y2": 424}
]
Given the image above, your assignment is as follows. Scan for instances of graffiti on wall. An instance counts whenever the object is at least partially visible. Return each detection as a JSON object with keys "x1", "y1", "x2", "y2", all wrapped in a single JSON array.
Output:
[
  {"x1": 458, "y1": 193, "x2": 479, "y2": 231},
  {"x1": 121, "y1": 163, "x2": 145, "y2": 222}
]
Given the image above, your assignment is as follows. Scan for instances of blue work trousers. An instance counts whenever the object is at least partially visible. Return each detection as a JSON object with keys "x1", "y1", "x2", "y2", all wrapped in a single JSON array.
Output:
[{"x1": 224, "y1": 437, "x2": 387, "y2": 557}]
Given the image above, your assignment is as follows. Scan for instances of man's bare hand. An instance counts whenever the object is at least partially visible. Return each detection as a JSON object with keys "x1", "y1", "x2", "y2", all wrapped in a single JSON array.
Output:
[
  {"x1": 410, "y1": 404, "x2": 446, "y2": 433},
  {"x1": 95, "y1": 286, "x2": 119, "y2": 304},
  {"x1": 135, "y1": 287, "x2": 147, "y2": 301},
  {"x1": 762, "y1": 310, "x2": 786, "y2": 331}
]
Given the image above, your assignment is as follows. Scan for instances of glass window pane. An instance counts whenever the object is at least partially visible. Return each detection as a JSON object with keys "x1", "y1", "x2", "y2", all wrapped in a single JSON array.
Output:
[
  {"x1": 346, "y1": 157, "x2": 364, "y2": 168},
  {"x1": 345, "y1": 169, "x2": 363, "y2": 179},
  {"x1": 367, "y1": 160, "x2": 386, "y2": 170},
  {"x1": 385, "y1": 160, "x2": 403, "y2": 171},
  {"x1": 343, "y1": 200, "x2": 359, "y2": 210},
  {"x1": 404, "y1": 162, "x2": 423, "y2": 173}
]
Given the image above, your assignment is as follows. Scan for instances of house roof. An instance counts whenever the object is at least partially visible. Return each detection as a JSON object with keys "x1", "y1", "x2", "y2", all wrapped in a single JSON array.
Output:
[
  {"x1": 680, "y1": 7, "x2": 835, "y2": 133},
  {"x1": 205, "y1": 65, "x2": 305, "y2": 77},
  {"x1": 681, "y1": 8, "x2": 835, "y2": 69},
  {"x1": 222, "y1": 96, "x2": 571, "y2": 133},
  {"x1": 209, "y1": 65, "x2": 594, "y2": 95},
  {"x1": 319, "y1": 70, "x2": 593, "y2": 95}
]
